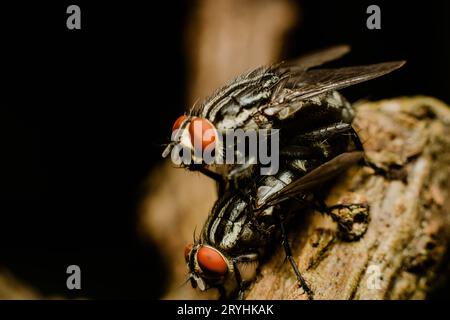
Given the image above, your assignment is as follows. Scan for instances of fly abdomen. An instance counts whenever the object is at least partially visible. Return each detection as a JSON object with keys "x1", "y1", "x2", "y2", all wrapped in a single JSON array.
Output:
[
  {"x1": 203, "y1": 195, "x2": 248, "y2": 249},
  {"x1": 202, "y1": 190, "x2": 277, "y2": 254}
]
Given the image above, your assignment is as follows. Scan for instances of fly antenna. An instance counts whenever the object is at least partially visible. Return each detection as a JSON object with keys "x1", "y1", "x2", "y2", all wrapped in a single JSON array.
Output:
[
  {"x1": 193, "y1": 225, "x2": 198, "y2": 243},
  {"x1": 177, "y1": 275, "x2": 192, "y2": 289},
  {"x1": 190, "y1": 97, "x2": 201, "y2": 116}
]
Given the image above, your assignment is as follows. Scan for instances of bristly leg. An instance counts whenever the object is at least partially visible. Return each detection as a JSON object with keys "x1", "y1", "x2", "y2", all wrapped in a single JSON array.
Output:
[
  {"x1": 279, "y1": 145, "x2": 320, "y2": 159},
  {"x1": 276, "y1": 213, "x2": 314, "y2": 300},
  {"x1": 292, "y1": 122, "x2": 353, "y2": 144},
  {"x1": 187, "y1": 164, "x2": 223, "y2": 182},
  {"x1": 232, "y1": 260, "x2": 245, "y2": 300},
  {"x1": 349, "y1": 126, "x2": 364, "y2": 151},
  {"x1": 215, "y1": 285, "x2": 226, "y2": 300},
  {"x1": 349, "y1": 127, "x2": 407, "y2": 180},
  {"x1": 187, "y1": 164, "x2": 227, "y2": 194}
]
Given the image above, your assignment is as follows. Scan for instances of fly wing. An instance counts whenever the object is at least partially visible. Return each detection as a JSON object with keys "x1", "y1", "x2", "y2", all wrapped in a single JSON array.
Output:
[
  {"x1": 270, "y1": 45, "x2": 351, "y2": 98},
  {"x1": 262, "y1": 151, "x2": 364, "y2": 208},
  {"x1": 265, "y1": 61, "x2": 406, "y2": 119},
  {"x1": 288, "y1": 61, "x2": 405, "y2": 99},
  {"x1": 280, "y1": 44, "x2": 351, "y2": 71}
]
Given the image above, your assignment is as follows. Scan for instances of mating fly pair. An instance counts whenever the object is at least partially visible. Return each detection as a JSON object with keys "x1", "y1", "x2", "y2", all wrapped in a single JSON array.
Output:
[{"x1": 163, "y1": 45, "x2": 405, "y2": 299}]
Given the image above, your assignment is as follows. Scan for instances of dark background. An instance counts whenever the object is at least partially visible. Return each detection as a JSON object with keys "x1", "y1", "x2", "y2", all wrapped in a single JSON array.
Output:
[{"x1": 0, "y1": 0, "x2": 449, "y2": 299}]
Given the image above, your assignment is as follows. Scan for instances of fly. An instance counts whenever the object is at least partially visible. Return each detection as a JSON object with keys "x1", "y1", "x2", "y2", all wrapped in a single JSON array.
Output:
[
  {"x1": 162, "y1": 45, "x2": 405, "y2": 189},
  {"x1": 184, "y1": 151, "x2": 367, "y2": 299},
  {"x1": 185, "y1": 114, "x2": 368, "y2": 298}
]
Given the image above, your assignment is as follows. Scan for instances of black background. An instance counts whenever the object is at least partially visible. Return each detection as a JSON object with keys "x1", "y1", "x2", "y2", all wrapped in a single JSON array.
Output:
[{"x1": 1, "y1": 1, "x2": 449, "y2": 299}]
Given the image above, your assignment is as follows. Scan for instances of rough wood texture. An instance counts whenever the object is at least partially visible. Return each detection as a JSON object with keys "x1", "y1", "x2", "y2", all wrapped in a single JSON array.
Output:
[{"x1": 245, "y1": 96, "x2": 450, "y2": 300}]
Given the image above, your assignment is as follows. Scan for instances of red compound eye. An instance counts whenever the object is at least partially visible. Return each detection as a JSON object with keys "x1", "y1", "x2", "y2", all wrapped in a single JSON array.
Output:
[
  {"x1": 188, "y1": 117, "x2": 216, "y2": 151},
  {"x1": 172, "y1": 115, "x2": 188, "y2": 132},
  {"x1": 184, "y1": 243, "x2": 193, "y2": 262},
  {"x1": 197, "y1": 246, "x2": 228, "y2": 276}
]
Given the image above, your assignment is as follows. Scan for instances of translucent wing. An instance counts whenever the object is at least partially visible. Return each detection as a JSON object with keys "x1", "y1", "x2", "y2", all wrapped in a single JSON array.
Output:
[
  {"x1": 280, "y1": 44, "x2": 351, "y2": 71},
  {"x1": 262, "y1": 151, "x2": 364, "y2": 208},
  {"x1": 265, "y1": 61, "x2": 406, "y2": 119},
  {"x1": 269, "y1": 44, "x2": 352, "y2": 98},
  {"x1": 287, "y1": 61, "x2": 405, "y2": 99}
]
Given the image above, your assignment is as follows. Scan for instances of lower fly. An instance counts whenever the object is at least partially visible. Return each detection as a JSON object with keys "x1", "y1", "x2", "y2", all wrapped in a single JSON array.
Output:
[{"x1": 184, "y1": 127, "x2": 370, "y2": 299}]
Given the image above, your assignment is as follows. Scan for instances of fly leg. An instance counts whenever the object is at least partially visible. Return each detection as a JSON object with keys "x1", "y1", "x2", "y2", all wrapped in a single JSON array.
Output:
[
  {"x1": 231, "y1": 260, "x2": 245, "y2": 300},
  {"x1": 291, "y1": 122, "x2": 405, "y2": 179},
  {"x1": 214, "y1": 285, "x2": 226, "y2": 300},
  {"x1": 275, "y1": 213, "x2": 314, "y2": 300},
  {"x1": 292, "y1": 122, "x2": 354, "y2": 144},
  {"x1": 348, "y1": 126, "x2": 382, "y2": 170},
  {"x1": 231, "y1": 253, "x2": 259, "y2": 300},
  {"x1": 187, "y1": 164, "x2": 223, "y2": 181},
  {"x1": 186, "y1": 164, "x2": 227, "y2": 194},
  {"x1": 349, "y1": 127, "x2": 407, "y2": 180},
  {"x1": 281, "y1": 122, "x2": 356, "y2": 161},
  {"x1": 213, "y1": 280, "x2": 238, "y2": 300},
  {"x1": 279, "y1": 145, "x2": 320, "y2": 159},
  {"x1": 349, "y1": 126, "x2": 364, "y2": 151}
]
